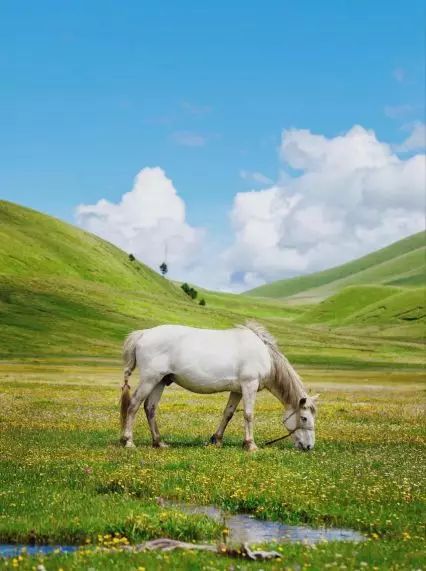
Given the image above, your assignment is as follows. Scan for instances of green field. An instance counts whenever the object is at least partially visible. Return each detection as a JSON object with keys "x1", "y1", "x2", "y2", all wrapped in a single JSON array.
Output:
[
  {"x1": 297, "y1": 285, "x2": 426, "y2": 340},
  {"x1": 0, "y1": 364, "x2": 424, "y2": 570},
  {"x1": 0, "y1": 200, "x2": 425, "y2": 570}
]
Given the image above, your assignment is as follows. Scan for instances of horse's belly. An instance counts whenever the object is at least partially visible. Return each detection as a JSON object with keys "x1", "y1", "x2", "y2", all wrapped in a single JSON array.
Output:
[{"x1": 174, "y1": 374, "x2": 241, "y2": 394}]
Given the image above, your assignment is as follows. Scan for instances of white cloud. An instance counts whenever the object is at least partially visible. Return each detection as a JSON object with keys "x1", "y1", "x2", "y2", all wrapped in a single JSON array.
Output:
[
  {"x1": 74, "y1": 126, "x2": 425, "y2": 293},
  {"x1": 225, "y1": 125, "x2": 425, "y2": 289},
  {"x1": 171, "y1": 131, "x2": 207, "y2": 147},
  {"x1": 395, "y1": 122, "x2": 426, "y2": 153},
  {"x1": 76, "y1": 167, "x2": 204, "y2": 277},
  {"x1": 240, "y1": 170, "x2": 273, "y2": 185}
]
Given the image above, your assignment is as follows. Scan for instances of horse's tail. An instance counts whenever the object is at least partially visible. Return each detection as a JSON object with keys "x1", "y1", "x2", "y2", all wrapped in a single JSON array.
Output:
[
  {"x1": 121, "y1": 330, "x2": 144, "y2": 429},
  {"x1": 123, "y1": 330, "x2": 144, "y2": 381}
]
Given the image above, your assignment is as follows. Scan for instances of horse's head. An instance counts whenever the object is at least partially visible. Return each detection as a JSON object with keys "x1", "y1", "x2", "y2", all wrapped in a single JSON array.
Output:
[{"x1": 284, "y1": 395, "x2": 319, "y2": 451}]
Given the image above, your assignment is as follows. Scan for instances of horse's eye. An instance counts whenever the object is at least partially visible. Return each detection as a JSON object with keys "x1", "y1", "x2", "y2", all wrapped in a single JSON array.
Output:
[{"x1": 301, "y1": 416, "x2": 307, "y2": 422}]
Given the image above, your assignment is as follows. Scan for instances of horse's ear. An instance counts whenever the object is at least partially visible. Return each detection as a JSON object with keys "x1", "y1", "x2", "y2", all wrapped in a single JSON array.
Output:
[{"x1": 299, "y1": 397, "x2": 307, "y2": 407}]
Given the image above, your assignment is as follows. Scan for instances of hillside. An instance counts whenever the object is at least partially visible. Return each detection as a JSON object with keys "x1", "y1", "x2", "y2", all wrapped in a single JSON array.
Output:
[
  {"x1": 0, "y1": 200, "x2": 424, "y2": 369},
  {"x1": 0, "y1": 201, "x2": 305, "y2": 359},
  {"x1": 0, "y1": 200, "x2": 182, "y2": 296},
  {"x1": 247, "y1": 232, "x2": 425, "y2": 301},
  {"x1": 296, "y1": 285, "x2": 400, "y2": 325},
  {"x1": 0, "y1": 200, "x2": 224, "y2": 356},
  {"x1": 297, "y1": 284, "x2": 425, "y2": 340}
]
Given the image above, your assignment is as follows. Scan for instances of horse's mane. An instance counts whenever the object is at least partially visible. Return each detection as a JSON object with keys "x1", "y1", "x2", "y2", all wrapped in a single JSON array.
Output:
[{"x1": 241, "y1": 320, "x2": 316, "y2": 413}]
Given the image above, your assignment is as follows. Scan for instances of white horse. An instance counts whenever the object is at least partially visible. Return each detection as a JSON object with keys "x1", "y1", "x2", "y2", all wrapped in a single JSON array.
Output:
[{"x1": 120, "y1": 321, "x2": 318, "y2": 452}]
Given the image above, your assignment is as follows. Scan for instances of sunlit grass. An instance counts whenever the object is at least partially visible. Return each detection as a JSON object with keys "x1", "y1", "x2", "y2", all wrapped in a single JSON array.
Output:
[{"x1": 0, "y1": 363, "x2": 424, "y2": 570}]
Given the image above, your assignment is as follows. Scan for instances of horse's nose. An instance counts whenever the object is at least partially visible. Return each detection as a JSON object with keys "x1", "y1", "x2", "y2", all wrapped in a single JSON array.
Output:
[{"x1": 306, "y1": 445, "x2": 312, "y2": 451}]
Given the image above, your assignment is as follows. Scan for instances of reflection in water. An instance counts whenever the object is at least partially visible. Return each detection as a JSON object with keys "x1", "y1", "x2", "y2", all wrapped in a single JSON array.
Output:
[
  {"x1": 172, "y1": 503, "x2": 365, "y2": 545},
  {"x1": 0, "y1": 503, "x2": 365, "y2": 559},
  {"x1": 0, "y1": 545, "x2": 78, "y2": 557}
]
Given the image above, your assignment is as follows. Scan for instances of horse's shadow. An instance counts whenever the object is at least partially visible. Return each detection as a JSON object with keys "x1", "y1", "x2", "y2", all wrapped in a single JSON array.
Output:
[{"x1": 113, "y1": 437, "x2": 250, "y2": 450}]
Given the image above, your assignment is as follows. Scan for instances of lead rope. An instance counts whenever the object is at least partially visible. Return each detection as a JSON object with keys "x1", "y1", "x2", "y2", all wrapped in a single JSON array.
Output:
[
  {"x1": 264, "y1": 410, "x2": 314, "y2": 446},
  {"x1": 264, "y1": 429, "x2": 297, "y2": 446}
]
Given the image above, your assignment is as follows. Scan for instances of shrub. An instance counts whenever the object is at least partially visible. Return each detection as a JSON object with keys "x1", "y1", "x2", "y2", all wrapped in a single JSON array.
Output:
[{"x1": 181, "y1": 283, "x2": 198, "y2": 300}]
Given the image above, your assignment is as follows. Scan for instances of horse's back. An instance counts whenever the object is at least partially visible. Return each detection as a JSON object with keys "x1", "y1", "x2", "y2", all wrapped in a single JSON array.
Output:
[{"x1": 135, "y1": 324, "x2": 271, "y2": 391}]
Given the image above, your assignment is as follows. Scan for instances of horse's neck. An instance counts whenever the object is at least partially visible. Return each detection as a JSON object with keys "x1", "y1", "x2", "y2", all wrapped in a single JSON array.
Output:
[
  {"x1": 267, "y1": 383, "x2": 295, "y2": 409},
  {"x1": 268, "y1": 352, "x2": 306, "y2": 409}
]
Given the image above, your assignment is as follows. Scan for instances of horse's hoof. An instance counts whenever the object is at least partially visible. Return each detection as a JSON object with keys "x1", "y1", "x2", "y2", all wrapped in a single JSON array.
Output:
[
  {"x1": 124, "y1": 440, "x2": 136, "y2": 449},
  {"x1": 243, "y1": 440, "x2": 258, "y2": 452},
  {"x1": 207, "y1": 435, "x2": 223, "y2": 447},
  {"x1": 153, "y1": 441, "x2": 169, "y2": 449}
]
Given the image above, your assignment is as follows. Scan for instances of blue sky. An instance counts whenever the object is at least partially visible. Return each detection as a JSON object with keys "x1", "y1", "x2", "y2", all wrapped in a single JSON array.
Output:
[{"x1": 1, "y1": 1, "x2": 425, "y2": 289}]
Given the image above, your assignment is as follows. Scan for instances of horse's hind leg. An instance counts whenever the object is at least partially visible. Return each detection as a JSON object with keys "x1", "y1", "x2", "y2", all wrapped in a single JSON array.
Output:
[
  {"x1": 209, "y1": 392, "x2": 241, "y2": 447},
  {"x1": 144, "y1": 379, "x2": 168, "y2": 448},
  {"x1": 241, "y1": 380, "x2": 259, "y2": 452},
  {"x1": 122, "y1": 374, "x2": 160, "y2": 448}
]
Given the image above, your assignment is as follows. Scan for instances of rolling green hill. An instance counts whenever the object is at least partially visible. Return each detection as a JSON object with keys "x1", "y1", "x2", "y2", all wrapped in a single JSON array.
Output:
[
  {"x1": 0, "y1": 200, "x2": 223, "y2": 356},
  {"x1": 297, "y1": 284, "x2": 425, "y2": 340},
  {"x1": 0, "y1": 200, "x2": 424, "y2": 369},
  {"x1": 0, "y1": 199, "x2": 182, "y2": 296},
  {"x1": 0, "y1": 201, "x2": 306, "y2": 359},
  {"x1": 247, "y1": 232, "x2": 425, "y2": 301},
  {"x1": 297, "y1": 285, "x2": 401, "y2": 325}
]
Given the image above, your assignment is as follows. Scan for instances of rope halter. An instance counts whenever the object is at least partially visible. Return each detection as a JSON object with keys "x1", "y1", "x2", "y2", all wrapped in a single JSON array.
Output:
[{"x1": 264, "y1": 410, "x2": 313, "y2": 446}]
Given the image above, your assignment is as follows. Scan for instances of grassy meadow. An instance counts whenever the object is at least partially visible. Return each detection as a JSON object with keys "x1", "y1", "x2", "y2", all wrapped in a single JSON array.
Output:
[
  {"x1": 0, "y1": 363, "x2": 425, "y2": 570},
  {"x1": 0, "y1": 201, "x2": 425, "y2": 570}
]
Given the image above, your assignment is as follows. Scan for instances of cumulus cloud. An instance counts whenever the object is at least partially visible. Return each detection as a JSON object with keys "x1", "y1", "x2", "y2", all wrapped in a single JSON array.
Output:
[
  {"x1": 75, "y1": 126, "x2": 425, "y2": 293},
  {"x1": 395, "y1": 122, "x2": 426, "y2": 153},
  {"x1": 76, "y1": 167, "x2": 204, "y2": 276},
  {"x1": 225, "y1": 125, "x2": 425, "y2": 289}
]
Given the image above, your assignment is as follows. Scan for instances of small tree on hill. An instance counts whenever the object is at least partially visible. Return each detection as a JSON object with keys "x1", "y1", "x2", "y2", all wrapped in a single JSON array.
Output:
[
  {"x1": 129, "y1": 253, "x2": 135, "y2": 262},
  {"x1": 199, "y1": 298, "x2": 206, "y2": 306},
  {"x1": 159, "y1": 262, "x2": 168, "y2": 276}
]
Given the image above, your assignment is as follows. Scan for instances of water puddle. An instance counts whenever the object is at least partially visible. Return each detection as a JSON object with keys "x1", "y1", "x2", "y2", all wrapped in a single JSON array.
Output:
[
  {"x1": 0, "y1": 505, "x2": 364, "y2": 559},
  {"x1": 0, "y1": 545, "x2": 78, "y2": 557},
  {"x1": 171, "y1": 503, "x2": 365, "y2": 545}
]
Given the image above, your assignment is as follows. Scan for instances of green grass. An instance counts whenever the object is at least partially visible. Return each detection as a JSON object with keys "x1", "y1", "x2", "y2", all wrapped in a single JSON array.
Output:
[
  {"x1": 0, "y1": 200, "x2": 182, "y2": 296},
  {"x1": 297, "y1": 286, "x2": 401, "y2": 325},
  {"x1": 297, "y1": 283, "x2": 424, "y2": 325},
  {"x1": 0, "y1": 363, "x2": 424, "y2": 570},
  {"x1": 1, "y1": 273, "x2": 424, "y2": 368},
  {"x1": 343, "y1": 287, "x2": 426, "y2": 330},
  {"x1": 290, "y1": 249, "x2": 425, "y2": 302},
  {"x1": 247, "y1": 232, "x2": 425, "y2": 300},
  {"x1": 1, "y1": 201, "x2": 424, "y2": 369}
]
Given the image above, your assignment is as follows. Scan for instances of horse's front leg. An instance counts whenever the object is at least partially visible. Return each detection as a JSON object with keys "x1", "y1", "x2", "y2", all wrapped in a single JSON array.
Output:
[
  {"x1": 144, "y1": 380, "x2": 168, "y2": 448},
  {"x1": 209, "y1": 392, "x2": 242, "y2": 447},
  {"x1": 241, "y1": 380, "x2": 259, "y2": 452}
]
